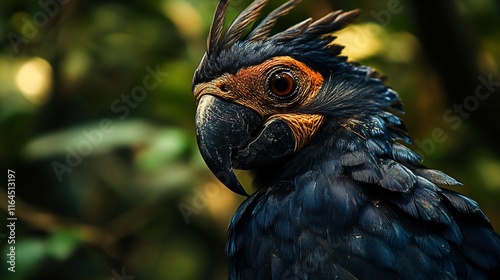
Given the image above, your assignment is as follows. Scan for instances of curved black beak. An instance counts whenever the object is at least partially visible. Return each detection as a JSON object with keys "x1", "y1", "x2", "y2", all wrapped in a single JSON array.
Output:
[
  {"x1": 195, "y1": 95, "x2": 261, "y2": 196},
  {"x1": 195, "y1": 95, "x2": 297, "y2": 196}
]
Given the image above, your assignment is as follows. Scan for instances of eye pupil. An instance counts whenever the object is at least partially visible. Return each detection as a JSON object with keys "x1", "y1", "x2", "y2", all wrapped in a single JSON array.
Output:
[{"x1": 270, "y1": 72, "x2": 295, "y2": 98}]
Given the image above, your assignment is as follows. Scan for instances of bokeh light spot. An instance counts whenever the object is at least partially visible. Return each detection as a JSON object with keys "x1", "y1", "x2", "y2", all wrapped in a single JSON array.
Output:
[{"x1": 15, "y1": 57, "x2": 52, "y2": 104}]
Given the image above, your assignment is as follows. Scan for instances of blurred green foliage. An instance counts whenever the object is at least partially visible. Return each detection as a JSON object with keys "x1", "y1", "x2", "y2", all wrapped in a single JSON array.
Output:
[{"x1": 0, "y1": 0, "x2": 499, "y2": 279}]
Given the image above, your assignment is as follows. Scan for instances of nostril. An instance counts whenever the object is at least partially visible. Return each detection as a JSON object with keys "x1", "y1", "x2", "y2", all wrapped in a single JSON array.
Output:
[{"x1": 219, "y1": 84, "x2": 229, "y2": 92}]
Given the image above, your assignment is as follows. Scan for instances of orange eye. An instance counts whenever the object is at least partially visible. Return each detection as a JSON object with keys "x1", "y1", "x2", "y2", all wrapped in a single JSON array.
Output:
[{"x1": 269, "y1": 71, "x2": 296, "y2": 99}]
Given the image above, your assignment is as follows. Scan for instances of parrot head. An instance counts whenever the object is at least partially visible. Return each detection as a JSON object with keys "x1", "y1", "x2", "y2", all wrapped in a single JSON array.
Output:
[{"x1": 193, "y1": 0, "x2": 404, "y2": 196}]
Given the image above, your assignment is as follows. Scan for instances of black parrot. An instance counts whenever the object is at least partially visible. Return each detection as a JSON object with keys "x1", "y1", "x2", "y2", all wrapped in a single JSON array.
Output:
[{"x1": 192, "y1": 0, "x2": 500, "y2": 279}]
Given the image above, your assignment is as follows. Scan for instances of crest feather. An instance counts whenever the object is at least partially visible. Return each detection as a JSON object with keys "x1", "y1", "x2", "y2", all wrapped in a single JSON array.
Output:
[
  {"x1": 220, "y1": 0, "x2": 269, "y2": 50},
  {"x1": 208, "y1": 0, "x2": 230, "y2": 56},
  {"x1": 247, "y1": 0, "x2": 303, "y2": 42},
  {"x1": 208, "y1": 0, "x2": 360, "y2": 54}
]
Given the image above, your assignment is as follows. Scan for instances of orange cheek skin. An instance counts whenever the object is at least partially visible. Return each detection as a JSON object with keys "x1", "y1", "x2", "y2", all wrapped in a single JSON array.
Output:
[
  {"x1": 193, "y1": 56, "x2": 324, "y2": 116},
  {"x1": 228, "y1": 56, "x2": 324, "y2": 116},
  {"x1": 270, "y1": 113, "x2": 325, "y2": 151}
]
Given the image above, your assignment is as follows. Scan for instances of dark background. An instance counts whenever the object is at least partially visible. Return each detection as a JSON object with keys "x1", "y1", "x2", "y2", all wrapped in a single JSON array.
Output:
[{"x1": 0, "y1": 0, "x2": 499, "y2": 279}]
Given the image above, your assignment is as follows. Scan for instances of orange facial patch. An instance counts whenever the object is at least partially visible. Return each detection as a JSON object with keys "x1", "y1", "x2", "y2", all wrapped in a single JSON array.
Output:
[
  {"x1": 193, "y1": 56, "x2": 324, "y2": 117},
  {"x1": 193, "y1": 56, "x2": 326, "y2": 152},
  {"x1": 270, "y1": 113, "x2": 325, "y2": 151}
]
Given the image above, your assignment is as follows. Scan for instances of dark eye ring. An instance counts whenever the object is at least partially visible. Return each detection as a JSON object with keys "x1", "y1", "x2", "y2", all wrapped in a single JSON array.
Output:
[{"x1": 268, "y1": 70, "x2": 297, "y2": 100}]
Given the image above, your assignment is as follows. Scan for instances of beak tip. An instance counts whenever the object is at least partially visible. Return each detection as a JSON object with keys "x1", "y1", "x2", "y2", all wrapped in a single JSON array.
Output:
[
  {"x1": 231, "y1": 183, "x2": 249, "y2": 197},
  {"x1": 195, "y1": 95, "x2": 260, "y2": 197},
  {"x1": 214, "y1": 171, "x2": 249, "y2": 196}
]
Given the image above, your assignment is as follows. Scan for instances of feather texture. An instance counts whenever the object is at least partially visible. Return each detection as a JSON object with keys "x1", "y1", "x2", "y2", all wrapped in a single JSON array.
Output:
[
  {"x1": 220, "y1": 0, "x2": 268, "y2": 50},
  {"x1": 247, "y1": 0, "x2": 302, "y2": 42},
  {"x1": 207, "y1": 0, "x2": 230, "y2": 56},
  {"x1": 196, "y1": 1, "x2": 500, "y2": 279}
]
